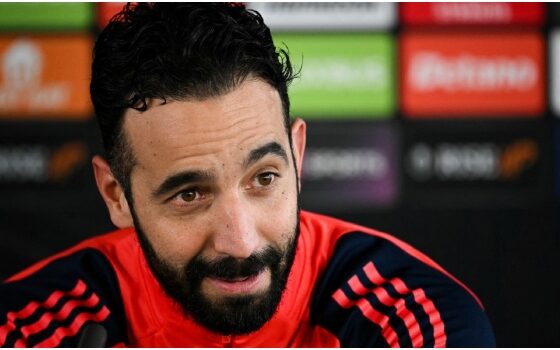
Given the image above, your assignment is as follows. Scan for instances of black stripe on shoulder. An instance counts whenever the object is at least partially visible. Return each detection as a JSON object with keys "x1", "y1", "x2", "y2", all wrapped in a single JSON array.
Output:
[
  {"x1": 311, "y1": 231, "x2": 495, "y2": 347},
  {"x1": 0, "y1": 248, "x2": 128, "y2": 347}
]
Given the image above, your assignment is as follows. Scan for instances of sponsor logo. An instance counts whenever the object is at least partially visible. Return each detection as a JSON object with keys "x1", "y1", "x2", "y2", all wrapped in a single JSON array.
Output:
[
  {"x1": 0, "y1": 40, "x2": 69, "y2": 110},
  {"x1": 0, "y1": 145, "x2": 47, "y2": 182},
  {"x1": 248, "y1": 2, "x2": 395, "y2": 30},
  {"x1": 274, "y1": 34, "x2": 394, "y2": 118},
  {"x1": 432, "y1": 3, "x2": 513, "y2": 23},
  {"x1": 500, "y1": 139, "x2": 538, "y2": 180},
  {"x1": 401, "y1": 32, "x2": 544, "y2": 117},
  {"x1": 304, "y1": 148, "x2": 388, "y2": 181},
  {"x1": 0, "y1": 141, "x2": 88, "y2": 184},
  {"x1": 409, "y1": 52, "x2": 537, "y2": 92},
  {"x1": 0, "y1": 36, "x2": 92, "y2": 119},
  {"x1": 296, "y1": 57, "x2": 388, "y2": 91},
  {"x1": 400, "y1": 3, "x2": 544, "y2": 26},
  {"x1": 406, "y1": 139, "x2": 539, "y2": 182},
  {"x1": 403, "y1": 121, "x2": 549, "y2": 207},
  {"x1": 301, "y1": 122, "x2": 398, "y2": 211}
]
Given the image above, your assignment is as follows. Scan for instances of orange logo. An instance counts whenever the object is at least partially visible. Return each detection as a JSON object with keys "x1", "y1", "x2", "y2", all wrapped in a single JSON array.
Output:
[
  {"x1": 500, "y1": 139, "x2": 538, "y2": 180},
  {"x1": 48, "y1": 141, "x2": 88, "y2": 182},
  {"x1": 0, "y1": 36, "x2": 92, "y2": 119},
  {"x1": 400, "y1": 32, "x2": 545, "y2": 118}
]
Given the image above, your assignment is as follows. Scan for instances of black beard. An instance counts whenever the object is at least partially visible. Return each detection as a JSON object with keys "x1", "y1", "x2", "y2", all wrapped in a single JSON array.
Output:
[{"x1": 131, "y1": 207, "x2": 300, "y2": 335}]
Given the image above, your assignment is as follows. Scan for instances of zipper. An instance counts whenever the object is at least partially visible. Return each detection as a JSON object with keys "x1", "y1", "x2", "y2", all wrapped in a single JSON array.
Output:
[{"x1": 222, "y1": 335, "x2": 232, "y2": 347}]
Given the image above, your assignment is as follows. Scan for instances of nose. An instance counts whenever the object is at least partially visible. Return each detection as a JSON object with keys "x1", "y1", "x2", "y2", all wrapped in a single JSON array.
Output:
[{"x1": 210, "y1": 193, "x2": 260, "y2": 259}]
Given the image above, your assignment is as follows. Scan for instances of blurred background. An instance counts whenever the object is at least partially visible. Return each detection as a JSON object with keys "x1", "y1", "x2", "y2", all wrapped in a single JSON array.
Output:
[{"x1": 0, "y1": 2, "x2": 558, "y2": 346}]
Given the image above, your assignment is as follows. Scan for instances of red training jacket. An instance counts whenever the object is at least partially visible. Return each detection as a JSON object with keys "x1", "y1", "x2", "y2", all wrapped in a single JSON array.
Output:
[{"x1": 0, "y1": 211, "x2": 495, "y2": 347}]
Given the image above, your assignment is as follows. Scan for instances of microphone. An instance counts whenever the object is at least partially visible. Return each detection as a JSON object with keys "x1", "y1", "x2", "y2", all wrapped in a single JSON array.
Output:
[{"x1": 78, "y1": 323, "x2": 108, "y2": 348}]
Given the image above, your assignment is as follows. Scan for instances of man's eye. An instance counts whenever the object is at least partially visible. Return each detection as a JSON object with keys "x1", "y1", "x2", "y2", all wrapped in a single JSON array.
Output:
[
  {"x1": 179, "y1": 189, "x2": 199, "y2": 202},
  {"x1": 256, "y1": 172, "x2": 275, "y2": 187}
]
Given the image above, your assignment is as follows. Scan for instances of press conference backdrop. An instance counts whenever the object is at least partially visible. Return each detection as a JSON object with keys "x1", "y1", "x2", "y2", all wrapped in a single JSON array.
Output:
[{"x1": 0, "y1": 2, "x2": 558, "y2": 346}]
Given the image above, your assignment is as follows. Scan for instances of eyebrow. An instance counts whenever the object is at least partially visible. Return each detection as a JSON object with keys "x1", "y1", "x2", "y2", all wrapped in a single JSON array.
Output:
[
  {"x1": 243, "y1": 141, "x2": 289, "y2": 169},
  {"x1": 152, "y1": 141, "x2": 289, "y2": 198},
  {"x1": 152, "y1": 170, "x2": 215, "y2": 198}
]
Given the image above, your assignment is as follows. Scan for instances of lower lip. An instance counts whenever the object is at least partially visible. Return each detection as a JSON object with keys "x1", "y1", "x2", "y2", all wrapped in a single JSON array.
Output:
[{"x1": 205, "y1": 270, "x2": 267, "y2": 295}]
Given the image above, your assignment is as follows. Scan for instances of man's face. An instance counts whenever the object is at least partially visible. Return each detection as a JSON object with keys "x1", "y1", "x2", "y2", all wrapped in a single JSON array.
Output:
[{"x1": 120, "y1": 79, "x2": 304, "y2": 334}]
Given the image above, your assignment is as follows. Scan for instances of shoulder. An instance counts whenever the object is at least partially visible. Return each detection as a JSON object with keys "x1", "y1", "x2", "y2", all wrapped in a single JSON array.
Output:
[
  {"x1": 302, "y1": 212, "x2": 496, "y2": 347},
  {"x1": 0, "y1": 229, "x2": 134, "y2": 347}
]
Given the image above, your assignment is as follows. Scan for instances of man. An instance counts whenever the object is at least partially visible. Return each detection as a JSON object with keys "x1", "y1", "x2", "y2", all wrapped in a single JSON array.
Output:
[{"x1": 0, "y1": 3, "x2": 494, "y2": 347}]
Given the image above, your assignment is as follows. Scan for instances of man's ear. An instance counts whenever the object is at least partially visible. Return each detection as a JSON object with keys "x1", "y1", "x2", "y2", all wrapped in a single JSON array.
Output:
[
  {"x1": 290, "y1": 118, "x2": 306, "y2": 192},
  {"x1": 92, "y1": 155, "x2": 134, "y2": 228}
]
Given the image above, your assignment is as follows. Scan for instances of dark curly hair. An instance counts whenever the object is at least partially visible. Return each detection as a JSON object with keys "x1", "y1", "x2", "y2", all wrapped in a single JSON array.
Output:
[{"x1": 90, "y1": 3, "x2": 296, "y2": 193}]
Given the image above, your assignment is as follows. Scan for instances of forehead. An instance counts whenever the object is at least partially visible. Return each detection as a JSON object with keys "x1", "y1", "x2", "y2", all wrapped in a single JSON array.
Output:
[{"x1": 122, "y1": 79, "x2": 287, "y2": 171}]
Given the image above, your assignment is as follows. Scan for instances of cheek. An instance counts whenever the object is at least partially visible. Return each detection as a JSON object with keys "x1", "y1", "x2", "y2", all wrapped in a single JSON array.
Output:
[
  {"x1": 255, "y1": 182, "x2": 299, "y2": 247},
  {"x1": 129, "y1": 176, "x2": 210, "y2": 268},
  {"x1": 133, "y1": 197, "x2": 207, "y2": 269},
  {"x1": 153, "y1": 222, "x2": 204, "y2": 269}
]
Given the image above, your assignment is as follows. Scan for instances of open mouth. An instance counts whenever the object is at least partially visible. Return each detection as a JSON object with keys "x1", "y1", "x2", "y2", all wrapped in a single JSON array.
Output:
[
  {"x1": 205, "y1": 270, "x2": 267, "y2": 294},
  {"x1": 222, "y1": 275, "x2": 252, "y2": 282}
]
